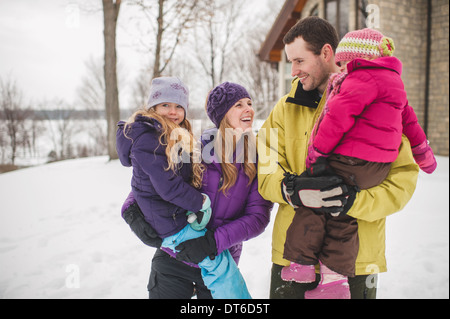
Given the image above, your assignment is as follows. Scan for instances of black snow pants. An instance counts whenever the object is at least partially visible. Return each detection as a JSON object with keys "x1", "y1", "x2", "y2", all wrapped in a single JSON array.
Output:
[{"x1": 148, "y1": 249, "x2": 212, "y2": 299}]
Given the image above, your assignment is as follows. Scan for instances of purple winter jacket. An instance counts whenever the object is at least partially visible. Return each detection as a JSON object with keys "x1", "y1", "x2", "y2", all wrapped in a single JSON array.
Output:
[
  {"x1": 116, "y1": 115, "x2": 204, "y2": 238},
  {"x1": 199, "y1": 128, "x2": 272, "y2": 264},
  {"x1": 120, "y1": 127, "x2": 272, "y2": 265}
]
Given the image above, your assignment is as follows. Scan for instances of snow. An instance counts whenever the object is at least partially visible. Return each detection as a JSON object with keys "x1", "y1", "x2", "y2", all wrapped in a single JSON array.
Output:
[{"x1": 0, "y1": 156, "x2": 448, "y2": 299}]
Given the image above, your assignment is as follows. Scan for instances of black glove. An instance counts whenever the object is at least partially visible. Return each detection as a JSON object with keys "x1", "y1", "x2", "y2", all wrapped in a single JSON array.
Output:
[
  {"x1": 175, "y1": 230, "x2": 217, "y2": 264},
  {"x1": 308, "y1": 157, "x2": 359, "y2": 216},
  {"x1": 123, "y1": 203, "x2": 162, "y2": 248},
  {"x1": 338, "y1": 184, "x2": 358, "y2": 217},
  {"x1": 281, "y1": 170, "x2": 349, "y2": 214}
]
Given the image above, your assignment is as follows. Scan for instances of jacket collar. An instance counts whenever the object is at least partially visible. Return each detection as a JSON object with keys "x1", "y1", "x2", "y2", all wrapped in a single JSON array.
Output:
[
  {"x1": 286, "y1": 79, "x2": 322, "y2": 109},
  {"x1": 116, "y1": 115, "x2": 163, "y2": 167},
  {"x1": 347, "y1": 56, "x2": 402, "y2": 76}
]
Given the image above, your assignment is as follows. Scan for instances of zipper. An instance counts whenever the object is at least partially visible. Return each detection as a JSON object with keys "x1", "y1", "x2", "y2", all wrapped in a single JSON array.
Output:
[
  {"x1": 171, "y1": 207, "x2": 181, "y2": 224},
  {"x1": 210, "y1": 176, "x2": 223, "y2": 215}
]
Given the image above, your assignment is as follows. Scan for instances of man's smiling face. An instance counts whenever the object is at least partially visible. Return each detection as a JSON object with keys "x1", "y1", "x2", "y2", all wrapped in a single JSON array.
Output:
[{"x1": 285, "y1": 36, "x2": 331, "y2": 94}]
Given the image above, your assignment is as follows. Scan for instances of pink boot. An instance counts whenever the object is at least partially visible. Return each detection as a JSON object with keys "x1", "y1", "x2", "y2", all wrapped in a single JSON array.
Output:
[
  {"x1": 281, "y1": 263, "x2": 316, "y2": 283},
  {"x1": 304, "y1": 261, "x2": 350, "y2": 299}
]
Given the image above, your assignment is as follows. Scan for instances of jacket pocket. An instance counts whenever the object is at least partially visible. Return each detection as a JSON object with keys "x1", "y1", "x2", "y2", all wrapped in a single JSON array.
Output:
[
  {"x1": 285, "y1": 135, "x2": 309, "y2": 171},
  {"x1": 170, "y1": 206, "x2": 186, "y2": 229}
]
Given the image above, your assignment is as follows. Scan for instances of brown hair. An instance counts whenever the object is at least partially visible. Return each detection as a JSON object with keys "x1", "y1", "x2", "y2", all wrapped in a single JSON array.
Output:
[
  {"x1": 283, "y1": 16, "x2": 339, "y2": 55},
  {"x1": 124, "y1": 108, "x2": 204, "y2": 189},
  {"x1": 214, "y1": 116, "x2": 256, "y2": 195}
]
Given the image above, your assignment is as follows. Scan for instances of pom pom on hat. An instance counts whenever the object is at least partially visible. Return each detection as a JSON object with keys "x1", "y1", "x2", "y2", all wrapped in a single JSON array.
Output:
[
  {"x1": 147, "y1": 77, "x2": 189, "y2": 112},
  {"x1": 206, "y1": 82, "x2": 251, "y2": 127},
  {"x1": 335, "y1": 28, "x2": 395, "y2": 65},
  {"x1": 379, "y1": 36, "x2": 395, "y2": 57}
]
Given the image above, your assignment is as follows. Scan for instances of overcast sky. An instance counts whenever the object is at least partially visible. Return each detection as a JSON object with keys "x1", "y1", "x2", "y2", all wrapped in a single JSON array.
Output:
[
  {"x1": 0, "y1": 0, "x2": 143, "y2": 106},
  {"x1": 0, "y1": 0, "x2": 280, "y2": 108}
]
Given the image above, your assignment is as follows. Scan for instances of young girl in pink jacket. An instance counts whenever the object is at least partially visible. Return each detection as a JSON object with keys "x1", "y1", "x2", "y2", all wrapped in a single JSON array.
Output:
[
  {"x1": 306, "y1": 29, "x2": 437, "y2": 173},
  {"x1": 282, "y1": 28, "x2": 437, "y2": 299}
]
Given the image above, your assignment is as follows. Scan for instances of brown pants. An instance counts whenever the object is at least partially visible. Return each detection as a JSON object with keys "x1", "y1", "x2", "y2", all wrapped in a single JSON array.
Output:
[{"x1": 283, "y1": 155, "x2": 391, "y2": 277}]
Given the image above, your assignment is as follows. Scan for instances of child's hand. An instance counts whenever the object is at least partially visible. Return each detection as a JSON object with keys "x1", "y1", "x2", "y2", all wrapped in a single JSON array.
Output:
[
  {"x1": 412, "y1": 141, "x2": 437, "y2": 174},
  {"x1": 188, "y1": 193, "x2": 212, "y2": 231},
  {"x1": 306, "y1": 156, "x2": 334, "y2": 177},
  {"x1": 306, "y1": 145, "x2": 327, "y2": 169}
]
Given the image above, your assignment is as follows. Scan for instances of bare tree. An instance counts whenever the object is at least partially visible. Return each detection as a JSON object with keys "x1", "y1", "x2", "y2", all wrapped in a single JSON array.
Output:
[
  {"x1": 129, "y1": 66, "x2": 152, "y2": 109},
  {"x1": 188, "y1": 0, "x2": 280, "y2": 118},
  {"x1": 192, "y1": 0, "x2": 242, "y2": 88},
  {"x1": 129, "y1": 0, "x2": 203, "y2": 79},
  {"x1": 21, "y1": 114, "x2": 44, "y2": 159},
  {"x1": 76, "y1": 56, "x2": 108, "y2": 156},
  {"x1": 230, "y1": 27, "x2": 279, "y2": 119},
  {"x1": 38, "y1": 99, "x2": 80, "y2": 161},
  {"x1": 0, "y1": 126, "x2": 6, "y2": 164},
  {"x1": 102, "y1": 0, "x2": 121, "y2": 161},
  {"x1": 0, "y1": 77, "x2": 32, "y2": 165},
  {"x1": 77, "y1": 56, "x2": 105, "y2": 111}
]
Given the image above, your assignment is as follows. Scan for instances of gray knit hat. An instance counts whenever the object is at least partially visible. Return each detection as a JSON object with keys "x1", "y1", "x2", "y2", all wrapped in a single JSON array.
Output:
[{"x1": 147, "y1": 77, "x2": 189, "y2": 112}]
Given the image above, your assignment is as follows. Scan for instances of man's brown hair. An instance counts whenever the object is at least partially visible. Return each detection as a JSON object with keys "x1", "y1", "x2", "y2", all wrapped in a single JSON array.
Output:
[{"x1": 283, "y1": 16, "x2": 339, "y2": 55}]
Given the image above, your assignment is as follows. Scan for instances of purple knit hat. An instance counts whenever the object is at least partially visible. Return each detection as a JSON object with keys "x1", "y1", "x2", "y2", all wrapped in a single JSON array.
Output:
[{"x1": 206, "y1": 82, "x2": 251, "y2": 127}]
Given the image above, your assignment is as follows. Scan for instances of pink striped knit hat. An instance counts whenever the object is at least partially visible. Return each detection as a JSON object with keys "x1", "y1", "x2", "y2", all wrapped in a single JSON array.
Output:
[{"x1": 335, "y1": 28, "x2": 395, "y2": 65}]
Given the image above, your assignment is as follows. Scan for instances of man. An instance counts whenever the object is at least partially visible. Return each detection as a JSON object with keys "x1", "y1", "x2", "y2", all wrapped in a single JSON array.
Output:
[{"x1": 257, "y1": 16, "x2": 419, "y2": 299}]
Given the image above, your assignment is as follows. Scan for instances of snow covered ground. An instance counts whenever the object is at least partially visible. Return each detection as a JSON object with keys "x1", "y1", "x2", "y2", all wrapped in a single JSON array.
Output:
[{"x1": 0, "y1": 156, "x2": 448, "y2": 299}]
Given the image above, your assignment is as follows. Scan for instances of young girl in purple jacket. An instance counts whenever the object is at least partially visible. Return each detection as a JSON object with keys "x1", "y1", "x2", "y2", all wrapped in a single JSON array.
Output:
[{"x1": 118, "y1": 80, "x2": 272, "y2": 299}]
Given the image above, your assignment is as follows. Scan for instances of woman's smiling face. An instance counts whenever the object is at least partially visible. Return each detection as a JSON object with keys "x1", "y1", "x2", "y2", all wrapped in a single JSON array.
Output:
[{"x1": 224, "y1": 97, "x2": 254, "y2": 131}]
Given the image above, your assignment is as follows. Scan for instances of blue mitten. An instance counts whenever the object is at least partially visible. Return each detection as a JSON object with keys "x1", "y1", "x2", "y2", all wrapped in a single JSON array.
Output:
[{"x1": 187, "y1": 193, "x2": 212, "y2": 231}]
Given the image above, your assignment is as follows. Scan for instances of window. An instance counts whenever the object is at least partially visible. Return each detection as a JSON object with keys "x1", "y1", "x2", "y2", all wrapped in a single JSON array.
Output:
[
  {"x1": 310, "y1": 4, "x2": 319, "y2": 17},
  {"x1": 324, "y1": 0, "x2": 349, "y2": 39},
  {"x1": 281, "y1": 53, "x2": 293, "y2": 95},
  {"x1": 356, "y1": 0, "x2": 369, "y2": 29},
  {"x1": 284, "y1": 63, "x2": 293, "y2": 95}
]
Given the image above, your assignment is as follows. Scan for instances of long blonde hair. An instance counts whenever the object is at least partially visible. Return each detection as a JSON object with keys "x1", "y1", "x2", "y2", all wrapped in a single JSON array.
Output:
[
  {"x1": 214, "y1": 116, "x2": 257, "y2": 195},
  {"x1": 124, "y1": 107, "x2": 204, "y2": 189}
]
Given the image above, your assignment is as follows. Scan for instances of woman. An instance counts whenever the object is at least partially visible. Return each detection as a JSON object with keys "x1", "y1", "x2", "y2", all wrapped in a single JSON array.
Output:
[{"x1": 119, "y1": 81, "x2": 272, "y2": 299}]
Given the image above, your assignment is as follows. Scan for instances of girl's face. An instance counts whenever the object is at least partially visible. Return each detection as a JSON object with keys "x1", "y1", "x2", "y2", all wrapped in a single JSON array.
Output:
[
  {"x1": 338, "y1": 60, "x2": 350, "y2": 73},
  {"x1": 154, "y1": 103, "x2": 185, "y2": 125},
  {"x1": 225, "y1": 98, "x2": 255, "y2": 131}
]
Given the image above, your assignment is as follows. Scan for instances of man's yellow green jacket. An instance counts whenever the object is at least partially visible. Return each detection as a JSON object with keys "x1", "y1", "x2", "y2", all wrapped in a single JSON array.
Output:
[{"x1": 257, "y1": 78, "x2": 419, "y2": 275}]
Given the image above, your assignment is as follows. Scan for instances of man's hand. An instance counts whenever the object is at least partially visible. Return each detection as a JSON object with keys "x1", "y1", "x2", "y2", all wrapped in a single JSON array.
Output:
[{"x1": 281, "y1": 170, "x2": 349, "y2": 214}]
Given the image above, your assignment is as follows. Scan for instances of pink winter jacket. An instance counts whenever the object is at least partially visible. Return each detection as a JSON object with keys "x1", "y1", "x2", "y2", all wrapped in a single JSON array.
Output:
[{"x1": 311, "y1": 57, "x2": 425, "y2": 163}]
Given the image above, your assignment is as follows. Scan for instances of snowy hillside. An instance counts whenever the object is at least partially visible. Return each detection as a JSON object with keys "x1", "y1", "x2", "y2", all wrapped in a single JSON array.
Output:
[{"x1": 0, "y1": 156, "x2": 448, "y2": 299}]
